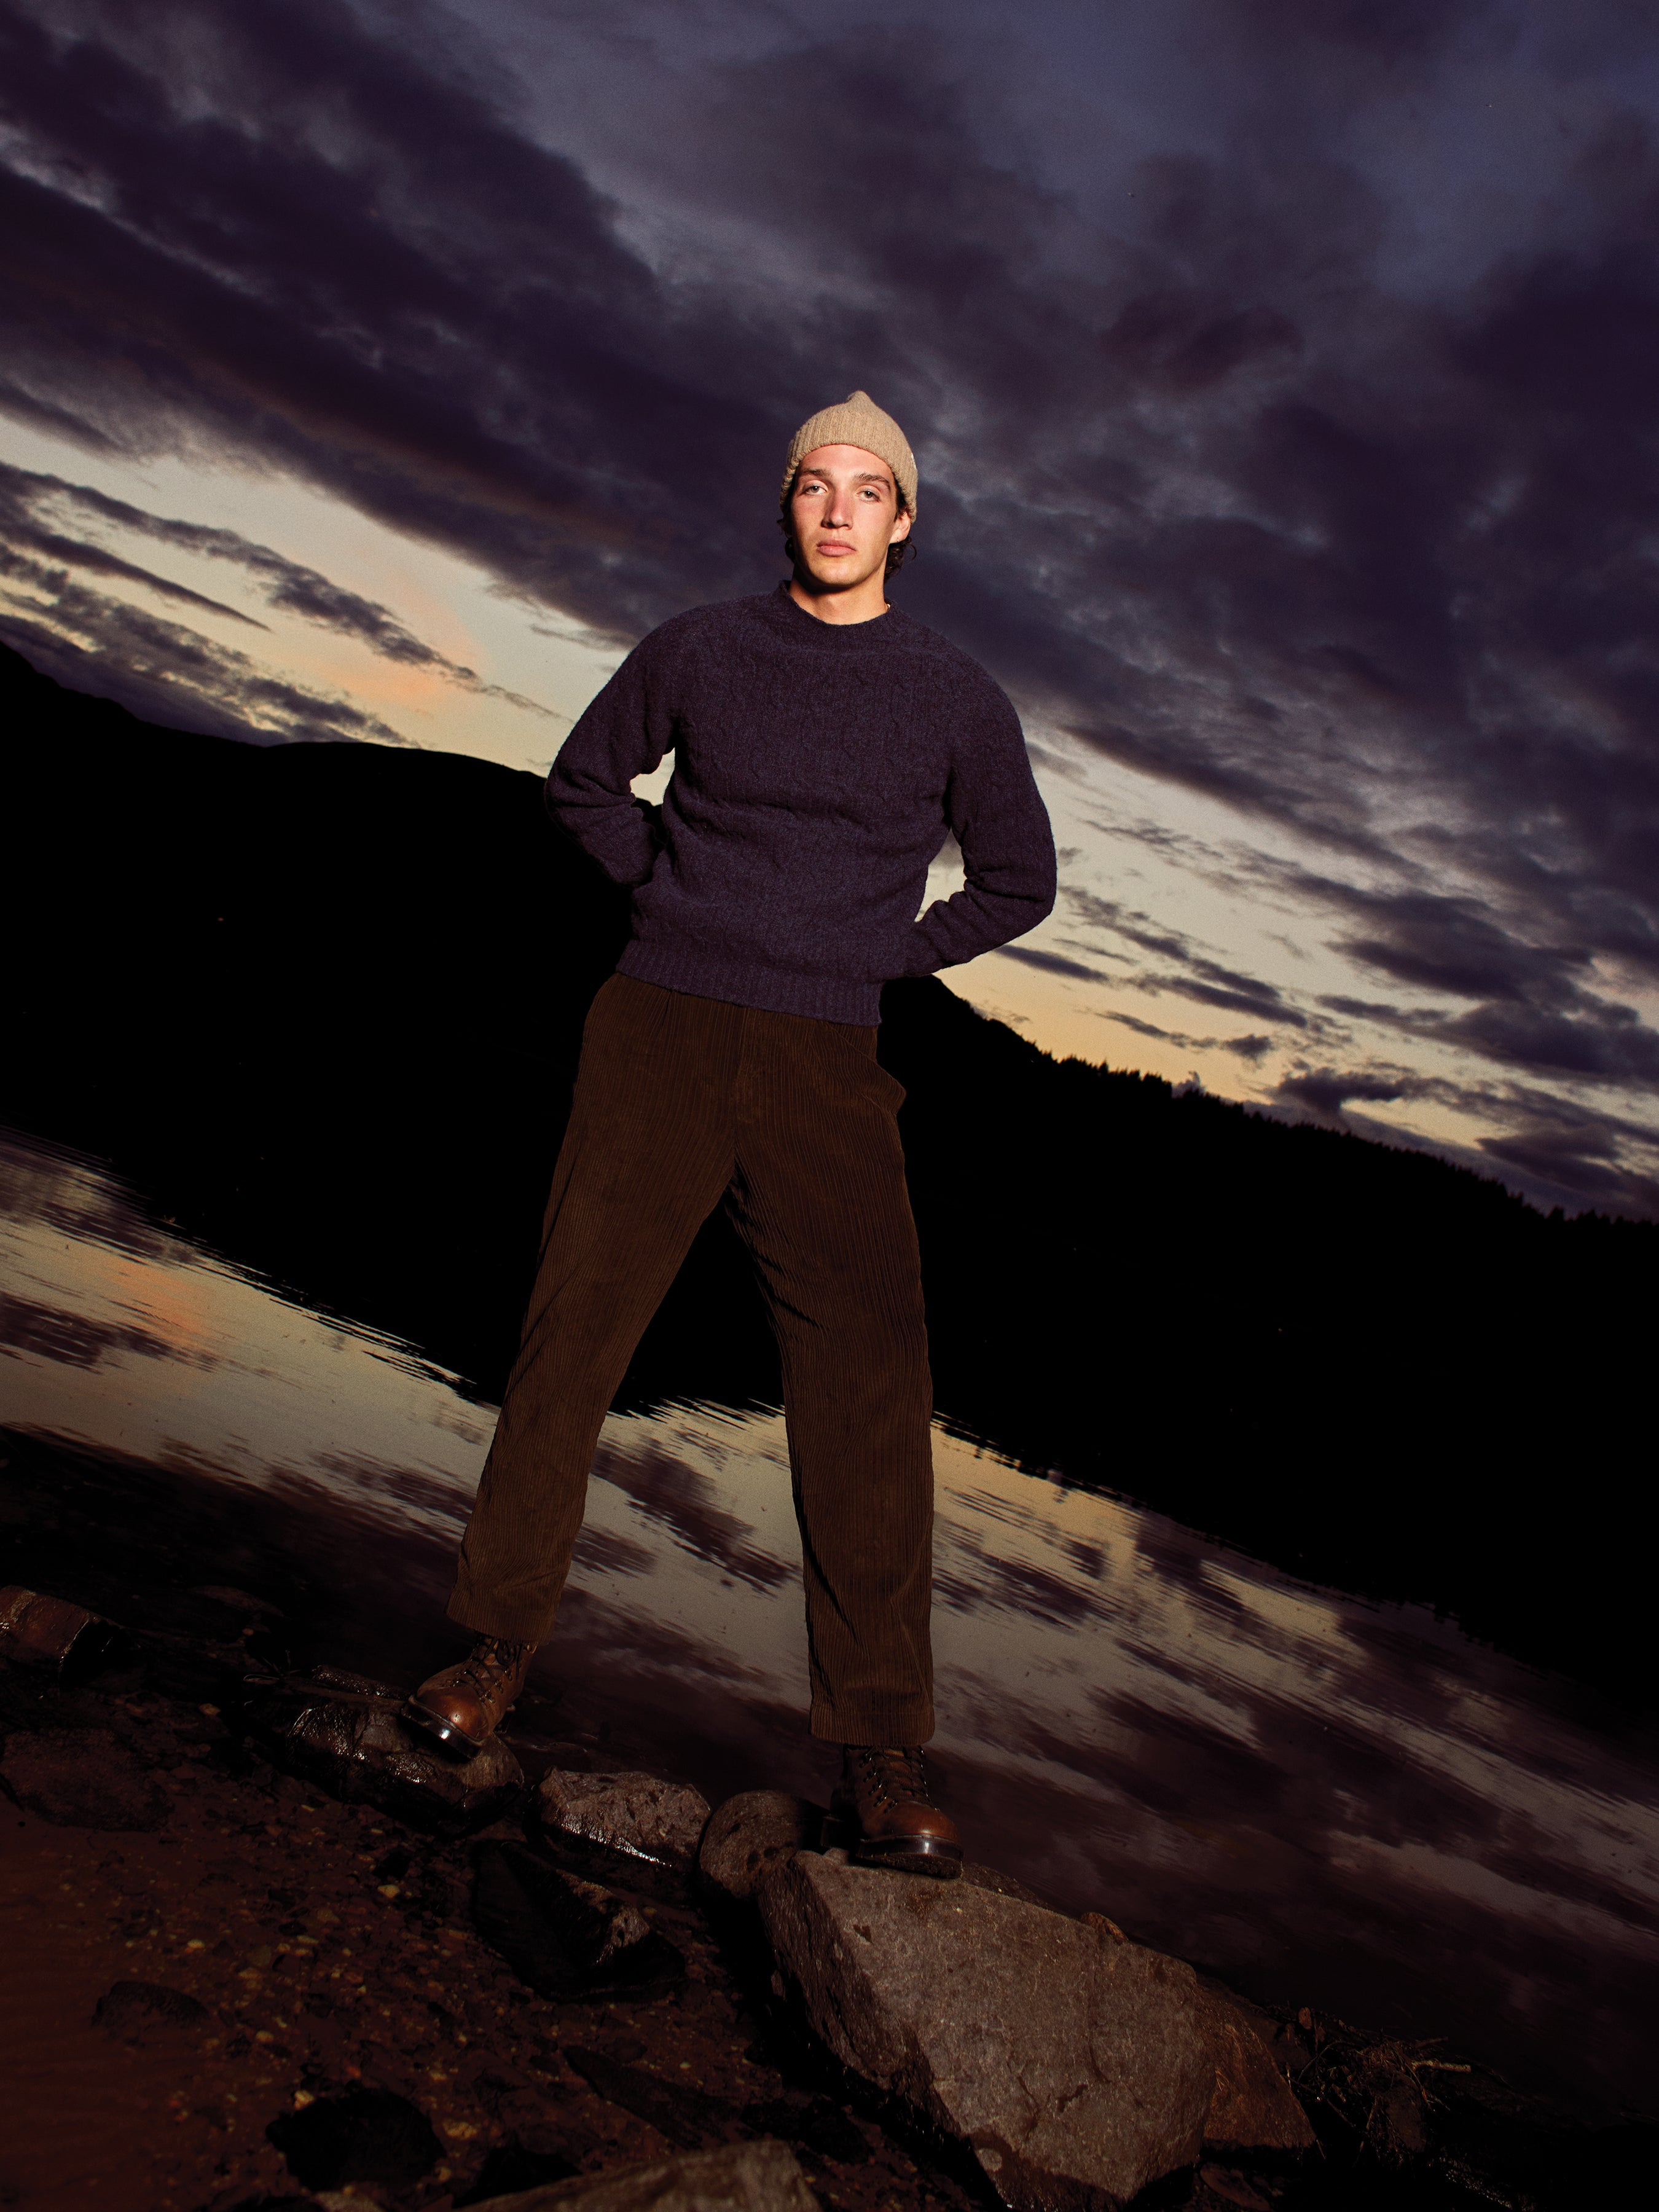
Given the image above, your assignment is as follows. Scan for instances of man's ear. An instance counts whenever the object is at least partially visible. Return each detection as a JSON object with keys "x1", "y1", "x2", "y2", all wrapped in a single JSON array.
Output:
[{"x1": 889, "y1": 507, "x2": 913, "y2": 546}]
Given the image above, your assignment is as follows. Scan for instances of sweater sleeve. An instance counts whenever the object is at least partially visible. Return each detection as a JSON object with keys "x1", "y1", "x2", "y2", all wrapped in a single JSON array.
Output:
[
  {"x1": 544, "y1": 629, "x2": 678, "y2": 888},
  {"x1": 899, "y1": 677, "x2": 1057, "y2": 976}
]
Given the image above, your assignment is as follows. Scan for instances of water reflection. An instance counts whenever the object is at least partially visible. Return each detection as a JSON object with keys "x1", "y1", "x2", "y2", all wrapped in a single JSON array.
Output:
[{"x1": 1, "y1": 1124, "x2": 1655, "y2": 2117}]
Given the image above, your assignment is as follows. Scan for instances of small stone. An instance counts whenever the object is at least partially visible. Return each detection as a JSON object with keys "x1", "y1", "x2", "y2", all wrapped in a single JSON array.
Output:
[
  {"x1": 456, "y1": 2138, "x2": 817, "y2": 2212},
  {"x1": 539, "y1": 1769, "x2": 711, "y2": 1871},
  {"x1": 0, "y1": 1585, "x2": 116, "y2": 1679},
  {"x1": 697, "y1": 1792, "x2": 825, "y2": 1904},
  {"x1": 1083, "y1": 1910, "x2": 1127, "y2": 1941},
  {"x1": 0, "y1": 1727, "x2": 170, "y2": 1831}
]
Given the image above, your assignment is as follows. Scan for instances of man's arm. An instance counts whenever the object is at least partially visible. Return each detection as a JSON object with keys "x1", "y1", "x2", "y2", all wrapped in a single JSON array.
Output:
[
  {"x1": 900, "y1": 684, "x2": 1057, "y2": 976},
  {"x1": 544, "y1": 636, "x2": 675, "y2": 888}
]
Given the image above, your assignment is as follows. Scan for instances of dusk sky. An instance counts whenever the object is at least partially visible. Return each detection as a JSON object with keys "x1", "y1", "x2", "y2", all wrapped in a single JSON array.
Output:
[{"x1": 4, "y1": 0, "x2": 1658, "y2": 1218}]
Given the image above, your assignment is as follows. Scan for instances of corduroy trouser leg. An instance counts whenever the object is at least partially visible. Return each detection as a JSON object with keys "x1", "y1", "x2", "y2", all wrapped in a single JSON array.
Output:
[{"x1": 449, "y1": 971, "x2": 936, "y2": 1746}]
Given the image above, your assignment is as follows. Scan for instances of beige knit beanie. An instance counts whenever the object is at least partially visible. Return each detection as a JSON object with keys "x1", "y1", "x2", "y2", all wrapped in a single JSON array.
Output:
[{"x1": 780, "y1": 390, "x2": 918, "y2": 517}]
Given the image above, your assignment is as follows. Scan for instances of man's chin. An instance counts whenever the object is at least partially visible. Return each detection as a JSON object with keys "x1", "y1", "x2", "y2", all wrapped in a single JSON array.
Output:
[{"x1": 796, "y1": 560, "x2": 877, "y2": 594}]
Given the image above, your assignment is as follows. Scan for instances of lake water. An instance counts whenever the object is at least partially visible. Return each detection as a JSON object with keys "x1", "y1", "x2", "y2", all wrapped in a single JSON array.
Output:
[{"x1": 1, "y1": 1122, "x2": 1655, "y2": 2119}]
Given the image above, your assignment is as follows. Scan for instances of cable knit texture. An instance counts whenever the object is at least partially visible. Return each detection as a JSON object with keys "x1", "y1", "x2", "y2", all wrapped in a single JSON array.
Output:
[{"x1": 546, "y1": 585, "x2": 1057, "y2": 1024}]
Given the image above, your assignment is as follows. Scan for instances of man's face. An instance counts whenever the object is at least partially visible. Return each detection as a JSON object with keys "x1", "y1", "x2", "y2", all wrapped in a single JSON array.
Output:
[{"x1": 788, "y1": 444, "x2": 911, "y2": 592}]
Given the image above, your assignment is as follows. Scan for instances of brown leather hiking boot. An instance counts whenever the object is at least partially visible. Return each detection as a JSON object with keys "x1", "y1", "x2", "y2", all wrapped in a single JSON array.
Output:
[
  {"x1": 830, "y1": 1746, "x2": 962, "y2": 1879},
  {"x1": 402, "y1": 1636, "x2": 536, "y2": 1754}
]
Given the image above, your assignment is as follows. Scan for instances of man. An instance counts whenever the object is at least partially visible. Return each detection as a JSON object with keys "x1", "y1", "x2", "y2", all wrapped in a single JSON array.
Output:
[{"x1": 405, "y1": 391, "x2": 1056, "y2": 1878}]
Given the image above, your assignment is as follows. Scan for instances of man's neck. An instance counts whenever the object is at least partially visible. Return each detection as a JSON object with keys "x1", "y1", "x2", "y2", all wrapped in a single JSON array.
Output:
[{"x1": 786, "y1": 575, "x2": 891, "y2": 626}]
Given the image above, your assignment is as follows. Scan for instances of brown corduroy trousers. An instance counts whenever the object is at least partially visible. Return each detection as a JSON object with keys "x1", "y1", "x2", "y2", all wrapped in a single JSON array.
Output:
[{"x1": 449, "y1": 973, "x2": 936, "y2": 1746}]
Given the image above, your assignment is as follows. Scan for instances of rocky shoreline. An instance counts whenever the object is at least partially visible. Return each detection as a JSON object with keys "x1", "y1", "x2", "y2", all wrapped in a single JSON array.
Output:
[{"x1": 0, "y1": 1583, "x2": 1647, "y2": 2211}]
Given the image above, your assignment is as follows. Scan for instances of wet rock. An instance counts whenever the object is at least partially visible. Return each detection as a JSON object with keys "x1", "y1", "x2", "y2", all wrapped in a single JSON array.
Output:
[
  {"x1": 0, "y1": 1725, "x2": 171, "y2": 1830},
  {"x1": 758, "y1": 1851, "x2": 1214, "y2": 2209},
  {"x1": 0, "y1": 1585, "x2": 118, "y2": 1681},
  {"x1": 266, "y1": 2085, "x2": 444, "y2": 2192},
  {"x1": 245, "y1": 1671, "x2": 522, "y2": 1836},
  {"x1": 697, "y1": 1792, "x2": 825, "y2": 1904},
  {"x1": 1194, "y1": 1986, "x2": 1316, "y2": 2155},
  {"x1": 460, "y1": 2139, "x2": 817, "y2": 2212},
  {"x1": 473, "y1": 1839, "x2": 686, "y2": 2001},
  {"x1": 539, "y1": 1768, "x2": 711, "y2": 1871},
  {"x1": 93, "y1": 1978, "x2": 210, "y2": 2041}
]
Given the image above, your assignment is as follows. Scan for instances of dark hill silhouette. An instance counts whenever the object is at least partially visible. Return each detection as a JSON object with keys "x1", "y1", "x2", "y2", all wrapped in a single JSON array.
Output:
[{"x1": 3, "y1": 641, "x2": 1652, "y2": 1695}]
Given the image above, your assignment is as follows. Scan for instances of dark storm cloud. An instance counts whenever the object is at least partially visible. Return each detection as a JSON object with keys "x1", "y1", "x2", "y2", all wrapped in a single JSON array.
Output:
[
  {"x1": 1276, "y1": 871, "x2": 1659, "y2": 1088},
  {"x1": 995, "y1": 944, "x2": 1112, "y2": 985},
  {"x1": 1274, "y1": 1066, "x2": 1412, "y2": 1118},
  {"x1": 1477, "y1": 1107, "x2": 1659, "y2": 1215},
  {"x1": 1, "y1": 0, "x2": 1656, "y2": 1203},
  {"x1": 1267, "y1": 1058, "x2": 1659, "y2": 1215},
  {"x1": 1106, "y1": 1010, "x2": 1275, "y2": 1063}
]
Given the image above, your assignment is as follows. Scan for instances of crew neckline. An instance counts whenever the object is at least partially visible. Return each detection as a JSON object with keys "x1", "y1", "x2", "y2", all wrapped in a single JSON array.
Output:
[{"x1": 767, "y1": 580, "x2": 904, "y2": 645}]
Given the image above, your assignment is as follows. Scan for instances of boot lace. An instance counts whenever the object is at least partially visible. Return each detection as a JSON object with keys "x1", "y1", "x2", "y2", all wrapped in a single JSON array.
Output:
[
  {"x1": 454, "y1": 1636, "x2": 530, "y2": 1697},
  {"x1": 851, "y1": 1745, "x2": 933, "y2": 1810}
]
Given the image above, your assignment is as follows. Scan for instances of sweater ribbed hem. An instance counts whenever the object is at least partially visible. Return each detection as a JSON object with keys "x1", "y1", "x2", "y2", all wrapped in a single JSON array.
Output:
[{"x1": 618, "y1": 938, "x2": 884, "y2": 1025}]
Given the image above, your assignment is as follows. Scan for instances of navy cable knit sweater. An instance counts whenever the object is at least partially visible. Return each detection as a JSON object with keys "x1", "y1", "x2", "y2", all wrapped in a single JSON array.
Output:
[{"x1": 546, "y1": 584, "x2": 1057, "y2": 1024}]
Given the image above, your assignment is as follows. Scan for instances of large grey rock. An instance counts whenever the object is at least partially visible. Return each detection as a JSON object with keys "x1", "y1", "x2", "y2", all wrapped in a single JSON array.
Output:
[
  {"x1": 0, "y1": 1726, "x2": 171, "y2": 1830},
  {"x1": 540, "y1": 1768, "x2": 711, "y2": 1871},
  {"x1": 463, "y1": 2139, "x2": 817, "y2": 2212},
  {"x1": 246, "y1": 1669, "x2": 522, "y2": 1835},
  {"x1": 697, "y1": 1792, "x2": 825, "y2": 1904},
  {"x1": 759, "y1": 1852, "x2": 1215, "y2": 2209}
]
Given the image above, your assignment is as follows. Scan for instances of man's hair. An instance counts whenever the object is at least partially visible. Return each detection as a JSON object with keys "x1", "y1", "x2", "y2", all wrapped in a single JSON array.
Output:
[{"x1": 779, "y1": 471, "x2": 914, "y2": 581}]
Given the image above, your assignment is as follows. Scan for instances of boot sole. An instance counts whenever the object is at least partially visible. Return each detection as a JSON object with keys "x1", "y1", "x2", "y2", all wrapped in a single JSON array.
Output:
[
  {"x1": 849, "y1": 1836, "x2": 963, "y2": 1880},
  {"x1": 401, "y1": 1696, "x2": 492, "y2": 1755}
]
